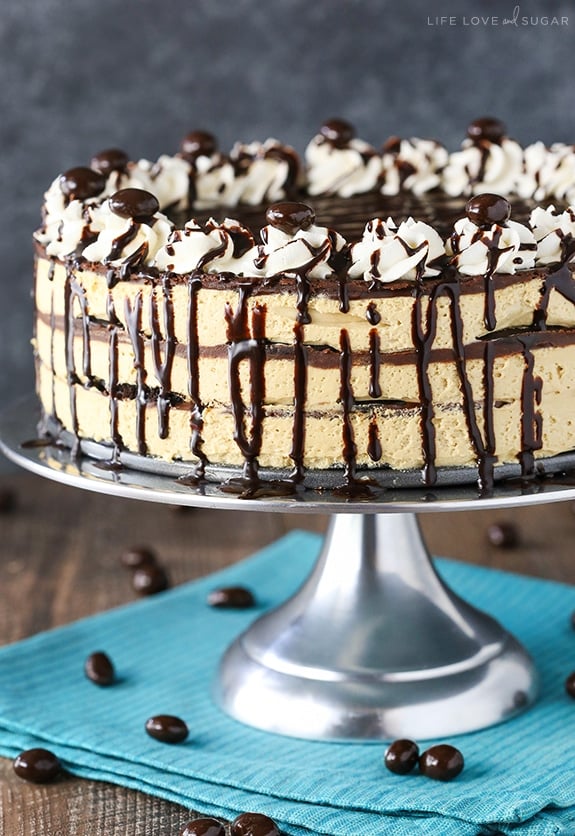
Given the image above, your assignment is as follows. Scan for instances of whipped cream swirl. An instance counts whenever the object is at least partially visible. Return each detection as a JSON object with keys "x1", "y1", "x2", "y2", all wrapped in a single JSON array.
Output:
[
  {"x1": 381, "y1": 138, "x2": 448, "y2": 196},
  {"x1": 530, "y1": 205, "x2": 575, "y2": 266},
  {"x1": 349, "y1": 217, "x2": 445, "y2": 283},
  {"x1": 305, "y1": 120, "x2": 381, "y2": 198},
  {"x1": 155, "y1": 218, "x2": 260, "y2": 275},
  {"x1": 258, "y1": 219, "x2": 346, "y2": 279},
  {"x1": 442, "y1": 138, "x2": 524, "y2": 197},
  {"x1": 216, "y1": 139, "x2": 297, "y2": 207},
  {"x1": 39, "y1": 192, "x2": 95, "y2": 258},
  {"x1": 82, "y1": 199, "x2": 173, "y2": 268},
  {"x1": 448, "y1": 216, "x2": 536, "y2": 275},
  {"x1": 38, "y1": 170, "x2": 107, "y2": 258}
]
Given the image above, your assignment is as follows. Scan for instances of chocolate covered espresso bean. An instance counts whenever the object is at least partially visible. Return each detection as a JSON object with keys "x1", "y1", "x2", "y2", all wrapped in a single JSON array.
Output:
[
  {"x1": 486, "y1": 521, "x2": 519, "y2": 548},
  {"x1": 132, "y1": 563, "x2": 169, "y2": 595},
  {"x1": 419, "y1": 744, "x2": 464, "y2": 781},
  {"x1": 120, "y1": 545, "x2": 158, "y2": 570},
  {"x1": 207, "y1": 586, "x2": 255, "y2": 609},
  {"x1": 384, "y1": 739, "x2": 419, "y2": 775},
  {"x1": 13, "y1": 748, "x2": 62, "y2": 783},
  {"x1": 180, "y1": 818, "x2": 226, "y2": 836},
  {"x1": 231, "y1": 811, "x2": 281, "y2": 836},
  {"x1": 145, "y1": 714, "x2": 189, "y2": 744},
  {"x1": 84, "y1": 651, "x2": 115, "y2": 686}
]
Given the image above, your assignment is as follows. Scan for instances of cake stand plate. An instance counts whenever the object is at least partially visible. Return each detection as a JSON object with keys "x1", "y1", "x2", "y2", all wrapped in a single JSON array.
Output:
[{"x1": 3, "y1": 395, "x2": 575, "y2": 741}]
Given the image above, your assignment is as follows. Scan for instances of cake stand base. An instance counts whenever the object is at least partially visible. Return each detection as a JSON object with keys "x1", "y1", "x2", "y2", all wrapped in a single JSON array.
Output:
[{"x1": 215, "y1": 512, "x2": 538, "y2": 740}]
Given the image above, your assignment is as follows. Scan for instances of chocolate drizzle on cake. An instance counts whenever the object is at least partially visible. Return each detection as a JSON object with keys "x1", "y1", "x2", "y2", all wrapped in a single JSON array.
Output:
[
  {"x1": 124, "y1": 292, "x2": 147, "y2": 454},
  {"x1": 290, "y1": 321, "x2": 307, "y2": 482},
  {"x1": 149, "y1": 277, "x2": 176, "y2": 439},
  {"x1": 224, "y1": 285, "x2": 267, "y2": 486},
  {"x1": 187, "y1": 275, "x2": 208, "y2": 478},
  {"x1": 34, "y1": 119, "x2": 575, "y2": 494}
]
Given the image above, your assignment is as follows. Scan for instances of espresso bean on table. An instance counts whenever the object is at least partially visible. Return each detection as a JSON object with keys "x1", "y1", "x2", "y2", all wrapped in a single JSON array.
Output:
[
  {"x1": 13, "y1": 748, "x2": 62, "y2": 783},
  {"x1": 120, "y1": 545, "x2": 158, "y2": 570},
  {"x1": 486, "y1": 522, "x2": 518, "y2": 548},
  {"x1": 132, "y1": 564, "x2": 169, "y2": 596},
  {"x1": 419, "y1": 744, "x2": 464, "y2": 781},
  {"x1": 207, "y1": 586, "x2": 255, "y2": 609},
  {"x1": 180, "y1": 818, "x2": 226, "y2": 836},
  {"x1": 384, "y1": 739, "x2": 419, "y2": 774},
  {"x1": 145, "y1": 714, "x2": 189, "y2": 744},
  {"x1": 84, "y1": 651, "x2": 115, "y2": 686},
  {"x1": 231, "y1": 811, "x2": 282, "y2": 836}
]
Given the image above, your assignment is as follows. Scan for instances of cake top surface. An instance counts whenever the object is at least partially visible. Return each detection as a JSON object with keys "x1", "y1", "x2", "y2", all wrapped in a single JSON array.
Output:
[{"x1": 35, "y1": 117, "x2": 575, "y2": 284}]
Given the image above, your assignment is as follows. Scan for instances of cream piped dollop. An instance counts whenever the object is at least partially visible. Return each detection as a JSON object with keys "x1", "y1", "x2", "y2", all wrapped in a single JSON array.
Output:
[
  {"x1": 82, "y1": 195, "x2": 173, "y2": 267},
  {"x1": 381, "y1": 138, "x2": 448, "y2": 196},
  {"x1": 442, "y1": 119, "x2": 524, "y2": 197},
  {"x1": 448, "y1": 196, "x2": 536, "y2": 275},
  {"x1": 155, "y1": 218, "x2": 260, "y2": 275},
  {"x1": 305, "y1": 119, "x2": 381, "y2": 198},
  {"x1": 258, "y1": 204, "x2": 346, "y2": 279},
  {"x1": 530, "y1": 204, "x2": 575, "y2": 266},
  {"x1": 349, "y1": 217, "x2": 445, "y2": 283}
]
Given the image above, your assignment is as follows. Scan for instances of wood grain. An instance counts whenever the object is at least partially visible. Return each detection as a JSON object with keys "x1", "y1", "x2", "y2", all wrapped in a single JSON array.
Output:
[{"x1": 0, "y1": 471, "x2": 574, "y2": 834}]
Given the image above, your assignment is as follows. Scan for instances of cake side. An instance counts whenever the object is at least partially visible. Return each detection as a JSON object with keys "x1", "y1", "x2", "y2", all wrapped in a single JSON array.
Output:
[{"x1": 31, "y1": 117, "x2": 575, "y2": 492}]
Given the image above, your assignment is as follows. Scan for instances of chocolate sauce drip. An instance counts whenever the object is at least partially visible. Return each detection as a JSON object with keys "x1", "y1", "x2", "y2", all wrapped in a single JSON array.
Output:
[
  {"x1": 107, "y1": 222, "x2": 139, "y2": 263},
  {"x1": 333, "y1": 328, "x2": 377, "y2": 499},
  {"x1": 294, "y1": 272, "x2": 312, "y2": 325},
  {"x1": 412, "y1": 290, "x2": 438, "y2": 486},
  {"x1": 149, "y1": 277, "x2": 176, "y2": 439},
  {"x1": 412, "y1": 280, "x2": 497, "y2": 490},
  {"x1": 482, "y1": 227, "x2": 508, "y2": 331},
  {"x1": 517, "y1": 336, "x2": 543, "y2": 477},
  {"x1": 339, "y1": 329, "x2": 358, "y2": 481},
  {"x1": 106, "y1": 292, "x2": 123, "y2": 463},
  {"x1": 368, "y1": 329, "x2": 382, "y2": 399},
  {"x1": 119, "y1": 241, "x2": 149, "y2": 281},
  {"x1": 264, "y1": 145, "x2": 301, "y2": 193},
  {"x1": 225, "y1": 286, "x2": 267, "y2": 481},
  {"x1": 289, "y1": 322, "x2": 307, "y2": 481},
  {"x1": 367, "y1": 420, "x2": 382, "y2": 462},
  {"x1": 47, "y1": 260, "x2": 56, "y2": 282},
  {"x1": 187, "y1": 276, "x2": 208, "y2": 477},
  {"x1": 482, "y1": 340, "x2": 497, "y2": 486},
  {"x1": 124, "y1": 292, "x2": 148, "y2": 454},
  {"x1": 534, "y1": 263, "x2": 575, "y2": 330},
  {"x1": 63, "y1": 267, "x2": 81, "y2": 453},
  {"x1": 366, "y1": 302, "x2": 381, "y2": 325}
]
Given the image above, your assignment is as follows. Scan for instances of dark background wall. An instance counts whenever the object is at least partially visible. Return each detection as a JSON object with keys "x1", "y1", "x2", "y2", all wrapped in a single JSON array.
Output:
[{"x1": 1, "y1": 0, "x2": 573, "y2": 469}]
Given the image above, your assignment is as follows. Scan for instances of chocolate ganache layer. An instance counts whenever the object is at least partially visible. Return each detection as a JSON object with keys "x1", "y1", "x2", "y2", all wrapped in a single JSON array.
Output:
[{"x1": 33, "y1": 118, "x2": 575, "y2": 492}]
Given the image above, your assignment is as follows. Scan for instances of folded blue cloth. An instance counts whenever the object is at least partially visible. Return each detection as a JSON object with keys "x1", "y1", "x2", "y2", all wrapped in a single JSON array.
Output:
[{"x1": 0, "y1": 530, "x2": 574, "y2": 835}]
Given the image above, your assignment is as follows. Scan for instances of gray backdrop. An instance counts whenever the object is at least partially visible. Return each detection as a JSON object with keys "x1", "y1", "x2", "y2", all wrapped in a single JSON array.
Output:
[{"x1": 1, "y1": 0, "x2": 573, "y2": 469}]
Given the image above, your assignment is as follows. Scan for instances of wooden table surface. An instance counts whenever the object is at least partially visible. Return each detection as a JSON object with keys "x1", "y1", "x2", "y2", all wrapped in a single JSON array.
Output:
[{"x1": 0, "y1": 470, "x2": 575, "y2": 834}]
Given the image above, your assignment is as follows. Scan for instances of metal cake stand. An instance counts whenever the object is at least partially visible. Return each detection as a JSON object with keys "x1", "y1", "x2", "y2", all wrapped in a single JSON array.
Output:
[{"x1": 3, "y1": 395, "x2": 575, "y2": 742}]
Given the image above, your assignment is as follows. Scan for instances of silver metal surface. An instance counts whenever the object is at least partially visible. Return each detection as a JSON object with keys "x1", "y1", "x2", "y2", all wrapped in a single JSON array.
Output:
[
  {"x1": 3, "y1": 394, "x2": 575, "y2": 513},
  {"x1": 215, "y1": 513, "x2": 538, "y2": 740},
  {"x1": 0, "y1": 396, "x2": 553, "y2": 740}
]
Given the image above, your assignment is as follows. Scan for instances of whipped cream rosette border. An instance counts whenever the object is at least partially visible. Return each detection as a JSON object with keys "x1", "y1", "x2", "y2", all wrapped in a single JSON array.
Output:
[{"x1": 35, "y1": 116, "x2": 575, "y2": 282}]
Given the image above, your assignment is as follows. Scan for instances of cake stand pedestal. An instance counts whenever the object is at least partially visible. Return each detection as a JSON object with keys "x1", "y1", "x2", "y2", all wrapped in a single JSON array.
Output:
[{"x1": 3, "y1": 395, "x2": 575, "y2": 741}]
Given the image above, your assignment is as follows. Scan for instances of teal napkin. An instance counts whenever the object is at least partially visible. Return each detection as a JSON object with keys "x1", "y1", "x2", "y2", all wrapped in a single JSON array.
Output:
[{"x1": 0, "y1": 530, "x2": 574, "y2": 836}]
